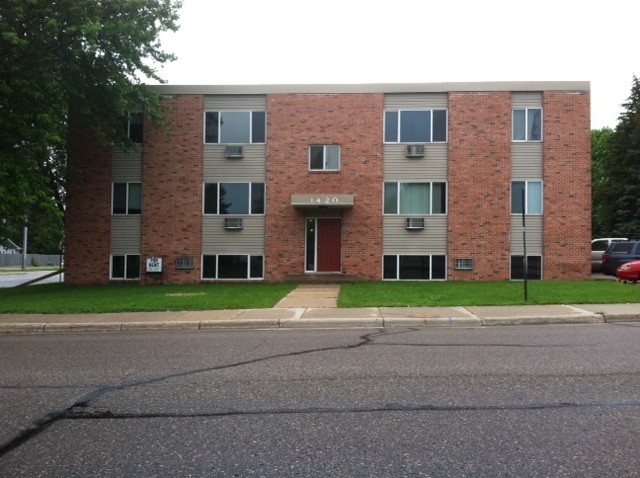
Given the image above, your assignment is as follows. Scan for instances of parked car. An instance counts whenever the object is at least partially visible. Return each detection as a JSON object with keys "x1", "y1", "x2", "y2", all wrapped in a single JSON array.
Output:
[
  {"x1": 616, "y1": 260, "x2": 640, "y2": 283},
  {"x1": 592, "y1": 237, "x2": 627, "y2": 272},
  {"x1": 601, "y1": 240, "x2": 640, "y2": 275}
]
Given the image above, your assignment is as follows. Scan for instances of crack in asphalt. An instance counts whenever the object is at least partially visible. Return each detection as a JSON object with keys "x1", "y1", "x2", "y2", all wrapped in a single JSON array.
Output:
[
  {"x1": 1, "y1": 327, "x2": 636, "y2": 457},
  {"x1": 0, "y1": 329, "x2": 381, "y2": 456}
]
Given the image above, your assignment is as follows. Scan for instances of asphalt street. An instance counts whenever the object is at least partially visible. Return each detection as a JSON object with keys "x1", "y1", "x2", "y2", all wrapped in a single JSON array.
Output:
[{"x1": 1, "y1": 324, "x2": 639, "y2": 476}]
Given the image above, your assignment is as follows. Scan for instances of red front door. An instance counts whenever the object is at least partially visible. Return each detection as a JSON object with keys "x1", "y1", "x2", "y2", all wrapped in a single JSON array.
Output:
[{"x1": 316, "y1": 218, "x2": 342, "y2": 272}]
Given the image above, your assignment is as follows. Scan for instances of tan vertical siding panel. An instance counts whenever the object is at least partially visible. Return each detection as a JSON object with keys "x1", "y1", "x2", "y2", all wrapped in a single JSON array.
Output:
[
  {"x1": 111, "y1": 216, "x2": 141, "y2": 253},
  {"x1": 202, "y1": 216, "x2": 265, "y2": 254},
  {"x1": 204, "y1": 144, "x2": 266, "y2": 181},
  {"x1": 512, "y1": 143, "x2": 543, "y2": 178},
  {"x1": 383, "y1": 216, "x2": 447, "y2": 254},
  {"x1": 510, "y1": 216, "x2": 543, "y2": 255},
  {"x1": 112, "y1": 149, "x2": 142, "y2": 181}
]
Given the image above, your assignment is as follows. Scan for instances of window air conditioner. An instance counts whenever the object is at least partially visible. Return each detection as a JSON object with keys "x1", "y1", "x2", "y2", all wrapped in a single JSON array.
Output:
[
  {"x1": 224, "y1": 217, "x2": 243, "y2": 230},
  {"x1": 405, "y1": 144, "x2": 425, "y2": 158},
  {"x1": 225, "y1": 145, "x2": 243, "y2": 158},
  {"x1": 405, "y1": 217, "x2": 425, "y2": 230}
]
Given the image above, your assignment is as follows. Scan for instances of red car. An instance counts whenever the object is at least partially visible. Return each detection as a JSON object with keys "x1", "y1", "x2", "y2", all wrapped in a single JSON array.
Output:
[{"x1": 616, "y1": 261, "x2": 640, "y2": 283}]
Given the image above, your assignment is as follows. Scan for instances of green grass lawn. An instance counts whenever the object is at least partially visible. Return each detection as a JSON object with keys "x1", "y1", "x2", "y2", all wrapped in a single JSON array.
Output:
[
  {"x1": 0, "y1": 280, "x2": 638, "y2": 314},
  {"x1": 0, "y1": 283, "x2": 296, "y2": 314},
  {"x1": 338, "y1": 280, "x2": 640, "y2": 307}
]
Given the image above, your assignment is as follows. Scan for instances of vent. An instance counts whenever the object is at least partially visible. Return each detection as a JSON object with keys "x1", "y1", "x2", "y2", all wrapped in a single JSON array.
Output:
[
  {"x1": 224, "y1": 217, "x2": 243, "y2": 230},
  {"x1": 175, "y1": 256, "x2": 194, "y2": 270},
  {"x1": 225, "y1": 145, "x2": 243, "y2": 158},
  {"x1": 455, "y1": 258, "x2": 474, "y2": 270},
  {"x1": 405, "y1": 144, "x2": 425, "y2": 158},
  {"x1": 405, "y1": 217, "x2": 425, "y2": 230}
]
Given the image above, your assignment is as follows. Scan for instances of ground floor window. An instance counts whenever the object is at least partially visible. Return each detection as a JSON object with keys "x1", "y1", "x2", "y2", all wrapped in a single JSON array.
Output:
[
  {"x1": 110, "y1": 254, "x2": 140, "y2": 280},
  {"x1": 510, "y1": 255, "x2": 542, "y2": 280},
  {"x1": 383, "y1": 255, "x2": 446, "y2": 280},
  {"x1": 202, "y1": 255, "x2": 263, "y2": 280}
]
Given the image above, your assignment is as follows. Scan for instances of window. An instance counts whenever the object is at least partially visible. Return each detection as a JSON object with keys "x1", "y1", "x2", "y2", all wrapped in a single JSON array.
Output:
[
  {"x1": 203, "y1": 183, "x2": 264, "y2": 215},
  {"x1": 384, "y1": 255, "x2": 447, "y2": 280},
  {"x1": 202, "y1": 255, "x2": 263, "y2": 279},
  {"x1": 511, "y1": 256, "x2": 542, "y2": 280},
  {"x1": 124, "y1": 112, "x2": 143, "y2": 143},
  {"x1": 384, "y1": 182, "x2": 447, "y2": 215},
  {"x1": 512, "y1": 108, "x2": 542, "y2": 141},
  {"x1": 205, "y1": 111, "x2": 266, "y2": 144},
  {"x1": 512, "y1": 181, "x2": 543, "y2": 215},
  {"x1": 309, "y1": 145, "x2": 340, "y2": 171},
  {"x1": 455, "y1": 258, "x2": 474, "y2": 270},
  {"x1": 111, "y1": 254, "x2": 140, "y2": 280},
  {"x1": 384, "y1": 109, "x2": 447, "y2": 143},
  {"x1": 112, "y1": 183, "x2": 142, "y2": 215}
]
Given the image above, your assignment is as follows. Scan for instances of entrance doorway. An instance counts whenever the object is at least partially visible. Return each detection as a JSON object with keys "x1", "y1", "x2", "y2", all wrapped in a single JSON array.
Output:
[{"x1": 305, "y1": 218, "x2": 342, "y2": 272}]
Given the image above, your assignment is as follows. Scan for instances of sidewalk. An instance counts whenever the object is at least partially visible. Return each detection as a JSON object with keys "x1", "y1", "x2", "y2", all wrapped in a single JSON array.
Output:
[{"x1": 1, "y1": 282, "x2": 639, "y2": 334}]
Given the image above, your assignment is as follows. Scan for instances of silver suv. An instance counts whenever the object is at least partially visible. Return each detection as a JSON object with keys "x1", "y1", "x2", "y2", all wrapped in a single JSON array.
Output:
[{"x1": 592, "y1": 238, "x2": 627, "y2": 272}]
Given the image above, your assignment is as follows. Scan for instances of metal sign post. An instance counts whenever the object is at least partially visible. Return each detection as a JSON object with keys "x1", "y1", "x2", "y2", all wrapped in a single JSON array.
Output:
[{"x1": 522, "y1": 189, "x2": 528, "y2": 301}]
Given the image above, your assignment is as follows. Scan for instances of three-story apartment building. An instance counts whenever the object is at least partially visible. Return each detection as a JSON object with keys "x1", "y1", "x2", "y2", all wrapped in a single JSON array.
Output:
[{"x1": 65, "y1": 82, "x2": 591, "y2": 284}]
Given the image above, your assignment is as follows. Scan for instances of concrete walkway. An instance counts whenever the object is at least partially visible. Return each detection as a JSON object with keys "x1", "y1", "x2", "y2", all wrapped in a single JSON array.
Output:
[{"x1": 274, "y1": 284, "x2": 340, "y2": 308}]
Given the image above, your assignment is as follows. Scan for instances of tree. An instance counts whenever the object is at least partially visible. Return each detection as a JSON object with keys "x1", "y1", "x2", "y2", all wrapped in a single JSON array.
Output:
[
  {"x1": 0, "y1": 0, "x2": 181, "y2": 252},
  {"x1": 600, "y1": 75, "x2": 640, "y2": 237},
  {"x1": 591, "y1": 127, "x2": 614, "y2": 237}
]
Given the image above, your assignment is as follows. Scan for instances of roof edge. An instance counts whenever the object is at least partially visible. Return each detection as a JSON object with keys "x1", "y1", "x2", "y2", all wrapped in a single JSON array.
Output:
[{"x1": 147, "y1": 81, "x2": 590, "y2": 96}]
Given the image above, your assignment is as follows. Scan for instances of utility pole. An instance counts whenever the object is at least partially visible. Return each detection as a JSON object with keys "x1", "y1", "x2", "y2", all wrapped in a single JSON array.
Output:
[{"x1": 522, "y1": 189, "x2": 528, "y2": 301}]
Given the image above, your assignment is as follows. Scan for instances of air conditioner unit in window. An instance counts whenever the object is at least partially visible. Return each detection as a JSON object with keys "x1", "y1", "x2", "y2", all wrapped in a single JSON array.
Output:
[
  {"x1": 405, "y1": 217, "x2": 425, "y2": 230},
  {"x1": 405, "y1": 144, "x2": 425, "y2": 158},
  {"x1": 224, "y1": 217, "x2": 243, "y2": 230},
  {"x1": 225, "y1": 145, "x2": 243, "y2": 159}
]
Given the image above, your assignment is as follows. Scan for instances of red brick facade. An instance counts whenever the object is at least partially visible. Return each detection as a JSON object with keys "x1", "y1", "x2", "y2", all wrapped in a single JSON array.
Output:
[
  {"x1": 65, "y1": 116, "x2": 112, "y2": 285},
  {"x1": 447, "y1": 92, "x2": 513, "y2": 280},
  {"x1": 543, "y1": 91, "x2": 591, "y2": 279},
  {"x1": 64, "y1": 83, "x2": 591, "y2": 284},
  {"x1": 141, "y1": 95, "x2": 204, "y2": 284},
  {"x1": 265, "y1": 93, "x2": 385, "y2": 281}
]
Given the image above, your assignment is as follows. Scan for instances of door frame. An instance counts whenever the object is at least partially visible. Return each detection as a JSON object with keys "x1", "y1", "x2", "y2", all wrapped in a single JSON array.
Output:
[{"x1": 305, "y1": 217, "x2": 342, "y2": 273}]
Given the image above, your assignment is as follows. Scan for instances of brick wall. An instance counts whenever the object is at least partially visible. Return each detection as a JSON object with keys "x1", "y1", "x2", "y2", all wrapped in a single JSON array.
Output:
[
  {"x1": 448, "y1": 92, "x2": 512, "y2": 280},
  {"x1": 543, "y1": 91, "x2": 591, "y2": 279},
  {"x1": 141, "y1": 95, "x2": 204, "y2": 284},
  {"x1": 265, "y1": 93, "x2": 384, "y2": 281},
  {"x1": 65, "y1": 116, "x2": 112, "y2": 285}
]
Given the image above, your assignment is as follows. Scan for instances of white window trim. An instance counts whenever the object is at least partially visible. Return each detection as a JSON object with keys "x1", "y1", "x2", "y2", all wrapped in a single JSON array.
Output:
[
  {"x1": 203, "y1": 110, "x2": 266, "y2": 145},
  {"x1": 309, "y1": 145, "x2": 341, "y2": 172},
  {"x1": 383, "y1": 181, "x2": 448, "y2": 215},
  {"x1": 512, "y1": 180, "x2": 544, "y2": 216},
  {"x1": 201, "y1": 254, "x2": 264, "y2": 280},
  {"x1": 512, "y1": 108, "x2": 543, "y2": 142},
  {"x1": 202, "y1": 182, "x2": 265, "y2": 216},
  {"x1": 109, "y1": 254, "x2": 141, "y2": 280},
  {"x1": 384, "y1": 109, "x2": 448, "y2": 144}
]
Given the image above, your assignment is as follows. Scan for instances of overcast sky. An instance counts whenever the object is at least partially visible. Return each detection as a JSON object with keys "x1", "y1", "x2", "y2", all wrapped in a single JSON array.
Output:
[{"x1": 151, "y1": 0, "x2": 638, "y2": 130}]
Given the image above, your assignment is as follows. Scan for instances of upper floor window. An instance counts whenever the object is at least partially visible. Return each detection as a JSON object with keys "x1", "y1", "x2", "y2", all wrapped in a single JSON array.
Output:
[
  {"x1": 384, "y1": 109, "x2": 447, "y2": 143},
  {"x1": 203, "y1": 182, "x2": 265, "y2": 215},
  {"x1": 512, "y1": 108, "x2": 542, "y2": 141},
  {"x1": 205, "y1": 111, "x2": 266, "y2": 144},
  {"x1": 309, "y1": 145, "x2": 340, "y2": 171},
  {"x1": 112, "y1": 182, "x2": 142, "y2": 215},
  {"x1": 124, "y1": 112, "x2": 143, "y2": 143},
  {"x1": 512, "y1": 181, "x2": 543, "y2": 215},
  {"x1": 384, "y1": 182, "x2": 447, "y2": 215}
]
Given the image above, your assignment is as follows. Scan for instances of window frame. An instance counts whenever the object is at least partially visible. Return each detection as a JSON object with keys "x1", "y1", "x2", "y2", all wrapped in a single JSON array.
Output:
[
  {"x1": 112, "y1": 182, "x2": 142, "y2": 215},
  {"x1": 110, "y1": 254, "x2": 141, "y2": 280},
  {"x1": 384, "y1": 109, "x2": 448, "y2": 144},
  {"x1": 204, "y1": 110, "x2": 266, "y2": 144},
  {"x1": 201, "y1": 254, "x2": 264, "y2": 280},
  {"x1": 125, "y1": 112, "x2": 144, "y2": 143},
  {"x1": 383, "y1": 181, "x2": 447, "y2": 215},
  {"x1": 383, "y1": 254, "x2": 447, "y2": 280},
  {"x1": 512, "y1": 108, "x2": 543, "y2": 142},
  {"x1": 203, "y1": 182, "x2": 265, "y2": 215},
  {"x1": 309, "y1": 144, "x2": 341, "y2": 172},
  {"x1": 510, "y1": 255, "x2": 543, "y2": 280},
  {"x1": 511, "y1": 180, "x2": 543, "y2": 215}
]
